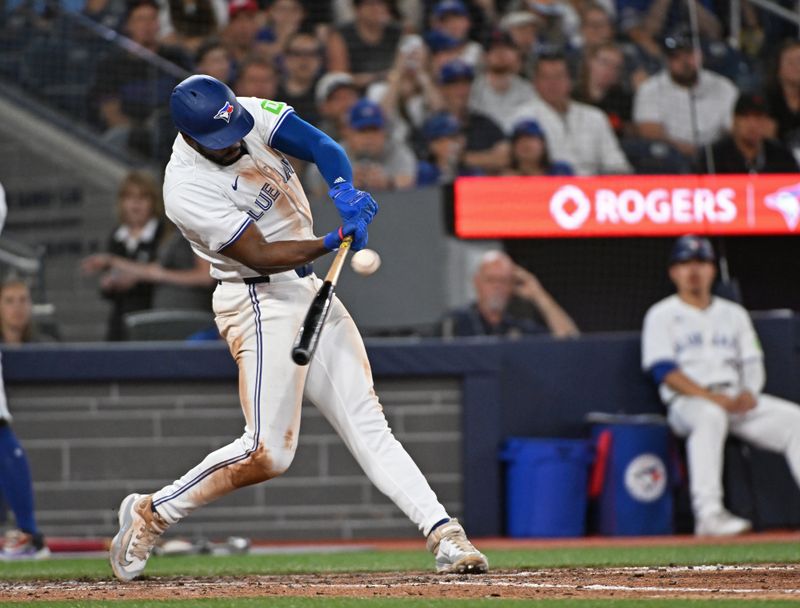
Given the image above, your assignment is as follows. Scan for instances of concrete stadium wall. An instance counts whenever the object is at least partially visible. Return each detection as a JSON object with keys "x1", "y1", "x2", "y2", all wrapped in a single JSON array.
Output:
[{"x1": 8, "y1": 377, "x2": 463, "y2": 540}]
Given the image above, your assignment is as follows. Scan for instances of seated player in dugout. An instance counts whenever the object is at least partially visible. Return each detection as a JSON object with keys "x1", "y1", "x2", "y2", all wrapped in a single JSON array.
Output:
[
  {"x1": 108, "y1": 75, "x2": 488, "y2": 581},
  {"x1": 641, "y1": 235, "x2": 800, "y2": 536},
  {"x1": 442, "y1": 251, "x2": 579, "y2": 338}
]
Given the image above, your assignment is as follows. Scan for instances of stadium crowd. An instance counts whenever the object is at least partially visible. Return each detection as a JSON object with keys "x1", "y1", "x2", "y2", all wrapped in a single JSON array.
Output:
[{"x1": 3, "y1": 0, "x2": 800, "y2": 182}]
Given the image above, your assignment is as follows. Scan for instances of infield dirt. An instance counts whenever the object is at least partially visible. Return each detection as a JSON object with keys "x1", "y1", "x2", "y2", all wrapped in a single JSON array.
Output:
[{"x1": 2, "y1": 565, "x2": 798, "y2": 602}]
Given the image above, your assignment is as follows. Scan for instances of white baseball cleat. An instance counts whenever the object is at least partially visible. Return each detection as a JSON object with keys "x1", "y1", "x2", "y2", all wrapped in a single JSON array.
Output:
[
  {"x1": 695, "y1": 509, "x2": 752, "y2": 537},
  {"x1": 426, "y1": 519, "x2": 488, "y2": 574},
  {"x1": 109, "y1": 493, "x2": 169, "y2": 581},
  {"x1": 2, "y1": 529, "x2": 50, "y2": 560}
]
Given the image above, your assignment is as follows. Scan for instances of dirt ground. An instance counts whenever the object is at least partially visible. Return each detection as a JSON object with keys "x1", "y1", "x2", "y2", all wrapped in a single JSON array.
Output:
[{"x1": 2, "y1": 565, "x2": 799, "y2": 602}]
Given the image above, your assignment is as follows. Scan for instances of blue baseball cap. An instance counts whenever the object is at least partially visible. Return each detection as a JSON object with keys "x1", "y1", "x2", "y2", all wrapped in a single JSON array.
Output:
[
  {"x1": 425, "y1": 30, "x2": 462, "y2": 53},
  {"x1": 434, "y1": 0, "x2": 468, "y2": 18},
  {"x1": 438, "y1": 59, "x2": 474, "y2": 83},
  {"x1": 512, "y1": 119, "x2": 545, "y2": 140},
  {"x1": 171, "y1": 74, "x2": 254, "y2": 150},
  {"x1": 423, "y1": 112, "x2": 460, "y2": 140},
  {"x1": 669, "y1": 235, "x2": 715, "y2": 265},
  {"x1": 349, "y1": 99, "x2": 385, "y2": 130}
]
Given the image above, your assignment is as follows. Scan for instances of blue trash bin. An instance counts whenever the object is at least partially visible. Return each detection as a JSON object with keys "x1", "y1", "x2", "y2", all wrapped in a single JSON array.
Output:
[
  {"x1": 587, "y1": 413, "x2": 674, "y2": 536},
  {"x1": 500, "y1": 437, "x2": 593, "y2": 538}
]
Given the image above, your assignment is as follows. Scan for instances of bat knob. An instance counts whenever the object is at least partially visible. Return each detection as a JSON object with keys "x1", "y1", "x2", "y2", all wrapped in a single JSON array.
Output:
[{"x1": 291, "y1": 348, "x2": 311, "y2": 366}]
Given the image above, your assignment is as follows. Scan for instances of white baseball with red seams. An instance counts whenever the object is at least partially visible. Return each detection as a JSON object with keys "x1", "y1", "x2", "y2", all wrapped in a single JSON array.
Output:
[
  {"x1": 144, "y1": 98, "x2": 449, "y2": 542},
  {"x1": 350, "y1": 248, "x2": 381, "y2": 276}
]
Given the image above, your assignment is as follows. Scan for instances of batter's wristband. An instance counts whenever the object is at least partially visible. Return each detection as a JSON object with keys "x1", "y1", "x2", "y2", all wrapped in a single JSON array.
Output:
[{"x1": 323, "y1": 227, "x2": 344, "y2": 251}]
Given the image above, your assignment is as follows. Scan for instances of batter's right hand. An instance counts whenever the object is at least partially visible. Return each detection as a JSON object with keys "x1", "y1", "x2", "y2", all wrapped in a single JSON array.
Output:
[{"x1": 323, "y1": 219, "x2": 368, "y2": 252}]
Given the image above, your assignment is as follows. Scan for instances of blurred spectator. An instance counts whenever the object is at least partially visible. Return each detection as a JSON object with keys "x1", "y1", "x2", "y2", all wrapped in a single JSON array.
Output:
[
  {"x1": 368, "y1": 34, "x2": 443, "y2": 148},
  {"x1": 160, "y1": 0, "x2": 221, "y2": 55},
  {"x1": 342, "y1": 99, "x2": 416, "y2": 191},
  {"x1": 577, "y1": 2, "x2": 613, "y2": 50},
  {"x1": 766, "y1": 41, "x2": 800, "y2": 152},
  {"x1": 81, "y1": 171, "x2": 165, "y2": 341},
  {"x1": 574, "y1": 42, "x2": 633, "y2": 139},
  {"x1": 91, "y1": 0, "x2": 191, "y2": 146},
  {"x1": 84, "y1": 0, "x2": 126, "y2": 29},
  {"x1": 699, "y1": 93, "x2": 799, "y2": 174},
  {"x1": 195, "y1": 38, "x2": 233, "y2": 85},
  {"x1": 266, "y1": 0, "x2": 306, "y2": 55},
  {"x1": 468, "y1": 30, "x2": 538, "y2": 133},
  {"x1": 498, "y1": 11, "x2": 540, "y2": 74},
  {"x1": 277, "y1": 31, "x2": 323, "y2": 125},
  {"x1": 504, "y1": 119, "x2": 573, "y2": 175},
  {"x1": 641, "y1": 234, "x2": 800, "y2": 537},
  {"x1": 222, "y1": 0, "x2": 264, "y2": 66},
  {"x1": 633, "y1": 34, "x2": 738, "y2": 160},
  {"x1": 425, "y1": 29, "x2": 468, "y2": 74},
  {"x1": 82, "y1": 231, "x2": 215, "y2": 313},
  {"x1": 523, "y1": 0, "x2": 580, "y2": 51},
  {"x1": 314, "y1": 72, "x2": 360, "y2": 140},
  {"x1": 0, "y1": 280, "x2": 55, "y2": 344},
  {"x1": 327, "y1": 0, "x2": 402, "y2": 88},
  {"x1": 436, "y1": 60, "x2": 510, "y2": 175},
  {"x1": 429, "y1": 0, "x2": 483, "y2": 67},
  {"x1": 441, "y1": 250, "x2": 578, "y2": 338},
  {"x1": 233, "y1": 57, "x2": 279, "y2": 99},
  {"x1": 416, "y1": 112, "x2": 471, "y2": 185},
  {"x1": 620, "y1": 0, "x2": 721, "y2": 65},
  {"x1": 511, "y1": 53, "x2": 632, "y2": 174}
]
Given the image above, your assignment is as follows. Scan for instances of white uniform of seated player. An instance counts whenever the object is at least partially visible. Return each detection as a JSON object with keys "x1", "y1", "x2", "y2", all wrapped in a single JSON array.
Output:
[{"x1": 641, "y1": 235, "x2": 800, "y2": 536}]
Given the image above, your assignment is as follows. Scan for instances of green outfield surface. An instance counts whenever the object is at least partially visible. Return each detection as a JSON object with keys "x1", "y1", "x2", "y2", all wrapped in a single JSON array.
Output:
[{"x1": 3, "y1": 541, "x2": 799, "y2": 580}]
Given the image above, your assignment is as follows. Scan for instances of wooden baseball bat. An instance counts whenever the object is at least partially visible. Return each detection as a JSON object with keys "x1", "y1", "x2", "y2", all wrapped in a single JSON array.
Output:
[{"x1": 291, "y1": 236, "x2": 353, "y2": 366}]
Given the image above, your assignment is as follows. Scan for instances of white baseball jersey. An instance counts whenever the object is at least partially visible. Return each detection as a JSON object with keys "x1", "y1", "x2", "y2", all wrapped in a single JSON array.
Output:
[
  {"x1": 164, "y1": 97, "x2": 315, "y2": 281},
  {"x1": 641, "y1": 294, "x2": 763, "y2": 404},
  {"x1": 0, "y1": 182, "x2": 10, "y2": 421}
]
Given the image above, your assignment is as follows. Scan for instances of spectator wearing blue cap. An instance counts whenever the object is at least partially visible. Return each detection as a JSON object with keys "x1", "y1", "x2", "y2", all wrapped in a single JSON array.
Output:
[
  {"x1": 468, "y1": 30, "x2": 538, "y2": 133},
  {"x1": 326, "y1": 0, "x2": 402, "y2": 88},
  {"x1": 429, "y1": 0, "x2": 483, "y2": 68},
  {"x1": 343, "y1": 99, "x2": 416, "y2": 191},
  {"x1": 417, "y1": 112, "x2": 472, "y2": 185},
  {"x1": 505, "y1": 119, "x2": 573, "y2": 176},
  {"x1": 435, "y1": 60, "x2": 510, "y2": 174},
  {"x1": 425, "y1": 30, "x2": 467, "y2": 76},
  {"x1": 509, "y1": 53, "x2": 632, "y2": 174}
]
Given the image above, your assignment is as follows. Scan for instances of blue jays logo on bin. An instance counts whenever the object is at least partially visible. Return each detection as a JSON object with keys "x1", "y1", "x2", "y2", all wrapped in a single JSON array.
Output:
[{"x1": 214, "y1": 101, "x2": 235, "y2": 123}]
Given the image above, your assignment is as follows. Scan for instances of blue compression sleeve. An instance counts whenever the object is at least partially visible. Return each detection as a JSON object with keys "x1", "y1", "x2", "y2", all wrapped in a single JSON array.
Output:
[
  {"x1": 271, "y1": 112, "x2": 353, "y2": 188},
  {"x1": 650, "y1": 361, "x2": 678, "y2": 385},
  {"x1": 0, "y1": 425, "x2": 38, "y2": 534}
]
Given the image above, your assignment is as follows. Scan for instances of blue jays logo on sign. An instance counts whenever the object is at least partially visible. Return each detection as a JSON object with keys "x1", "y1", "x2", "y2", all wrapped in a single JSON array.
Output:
[{"x1": 214, "y1": 101, "x2": 234, "y2": 123}]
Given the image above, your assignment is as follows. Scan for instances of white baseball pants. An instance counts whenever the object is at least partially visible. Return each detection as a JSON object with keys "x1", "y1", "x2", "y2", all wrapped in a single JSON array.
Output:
[
  {"x1": 668, "y1": 393, "x2": 800, "y2": 519},
  {"x1": 151, "y1": 275, "x2": 450, "y2": 536}
]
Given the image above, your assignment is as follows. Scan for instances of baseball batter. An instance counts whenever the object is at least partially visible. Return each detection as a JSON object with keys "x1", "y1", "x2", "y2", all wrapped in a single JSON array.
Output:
[
  {"x1": 109, "y1": 75, "x2": 488, "y2": 580},
  {"x1": 642, "y1": 235, "x2": 800, "y2": 536},
  {"x1": 0, "y1": 183, "x2": 49, "y2": 559}
]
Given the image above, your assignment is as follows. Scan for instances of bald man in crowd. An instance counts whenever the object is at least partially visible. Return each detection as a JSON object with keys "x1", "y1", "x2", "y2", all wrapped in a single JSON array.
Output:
[{"x1": 442, "y1": 251, "x2": 578, "y2": 338}]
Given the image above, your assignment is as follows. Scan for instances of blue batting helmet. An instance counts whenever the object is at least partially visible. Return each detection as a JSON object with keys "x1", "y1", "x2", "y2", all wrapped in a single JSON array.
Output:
[
  {"x1": 170, "y1": 75, "x2": 254, "y2": 150},
  {"x1": 669, "y1": 235, "x2": 715, "y2": 265}
]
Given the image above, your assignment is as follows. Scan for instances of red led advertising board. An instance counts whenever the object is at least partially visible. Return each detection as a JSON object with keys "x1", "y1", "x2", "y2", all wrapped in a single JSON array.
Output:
[{"x1": 454, "y1": 174, "x2": 800, "y2": 238}]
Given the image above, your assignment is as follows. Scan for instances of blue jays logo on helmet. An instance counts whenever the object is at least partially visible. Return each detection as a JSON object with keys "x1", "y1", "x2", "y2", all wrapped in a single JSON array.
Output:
[
  {"x1": 171, "y1": 75, "x2": 255, "y2": 150},
  {"x1": 214, "y1": 101, "x2": 235, "y2": 123}
]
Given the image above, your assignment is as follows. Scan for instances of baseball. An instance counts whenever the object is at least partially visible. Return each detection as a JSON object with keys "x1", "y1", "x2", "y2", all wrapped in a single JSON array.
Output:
[{"x1": 351, "y1": 249, "x2": 381, "y2": 276}]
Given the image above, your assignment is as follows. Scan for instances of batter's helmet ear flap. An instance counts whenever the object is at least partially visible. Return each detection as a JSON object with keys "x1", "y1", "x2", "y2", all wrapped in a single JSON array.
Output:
[{"x1": 171, "y1": 75, "x2": 255, "y2": 150}]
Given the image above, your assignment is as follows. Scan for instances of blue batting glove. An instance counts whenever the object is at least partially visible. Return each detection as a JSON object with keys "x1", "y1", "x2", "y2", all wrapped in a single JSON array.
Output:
[
  {"x1": 323, "y1": 219, "x2": 369, "y2": 251},
  {"x1": 329, "y1": 182, "x2": 379, "y2": 225}
]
